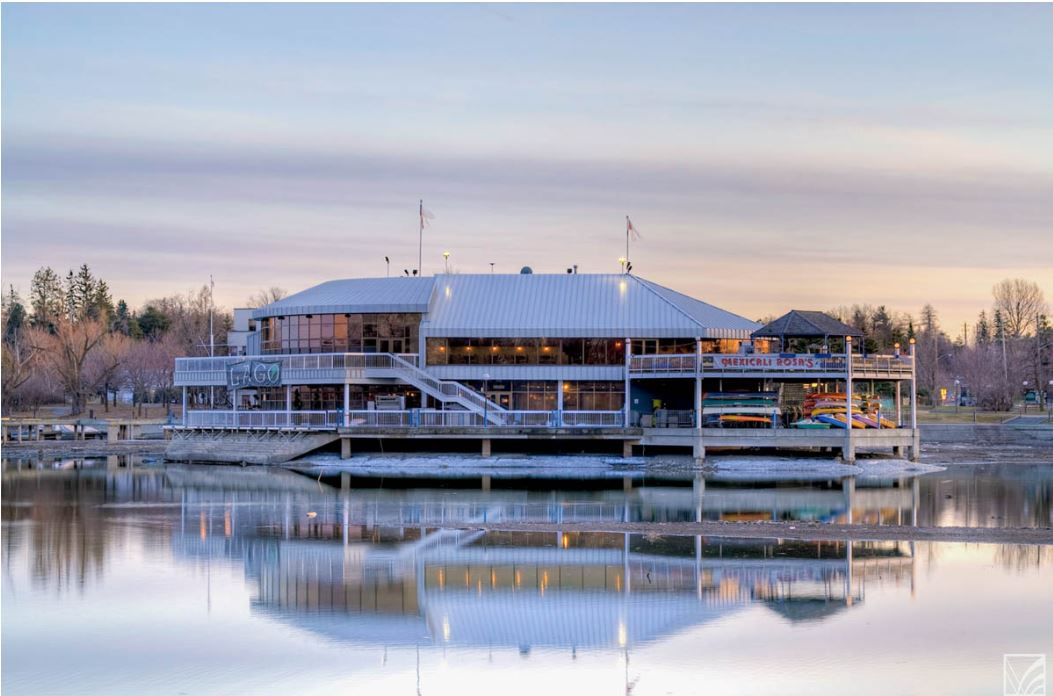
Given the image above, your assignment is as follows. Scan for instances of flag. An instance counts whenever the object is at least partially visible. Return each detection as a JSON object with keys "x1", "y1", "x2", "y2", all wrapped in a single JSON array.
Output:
[
  {"x1": 420, "y1": 200, "x2": 435, "y2": 230},
  {"x1": 627, "y1": 216, "x2": 641, "y2": 241}
]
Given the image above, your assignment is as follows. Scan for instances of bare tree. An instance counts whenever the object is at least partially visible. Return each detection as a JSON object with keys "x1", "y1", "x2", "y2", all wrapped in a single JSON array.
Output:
[
  {"x1": 29, "y1": 318, "x2": 109, "y2": 415},
  {"x1": 122, "y1": 335, "x2": 178, "y2": 417},
  {"x1": 85, "y1": 332, "x2": 132, "y2": 413},
  {"x1": 246, "y1": 287, "x2": 288, "y2": 308},
  {"x1": 993, "y1": 278, "x2": 1048, "y2": 338},
  {"x1": 1, "y1": 331, "x2": 40, "y2": 413}
]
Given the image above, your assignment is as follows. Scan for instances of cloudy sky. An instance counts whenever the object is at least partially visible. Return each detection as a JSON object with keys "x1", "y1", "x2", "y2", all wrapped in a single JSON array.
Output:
[{"x1": 2, "y1": 3, "x2": 1051, "y2": 332}]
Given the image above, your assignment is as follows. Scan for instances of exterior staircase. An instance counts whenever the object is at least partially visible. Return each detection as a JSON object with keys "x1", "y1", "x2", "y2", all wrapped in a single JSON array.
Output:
[{"x1": 378, "y1": 353, "x2": 507, "y2": 425}]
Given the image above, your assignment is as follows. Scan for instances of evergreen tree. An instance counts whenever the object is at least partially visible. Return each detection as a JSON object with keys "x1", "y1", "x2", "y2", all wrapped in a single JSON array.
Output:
[
  {"x1": 137, "y1": 305, "x2": 170, "y2": 339},
  {"x1": 29, "y1": 267, "x2": 64, "y2": 330},
  {"x1": 976, "y1": 311, "x2": 991, "y2": 345}
]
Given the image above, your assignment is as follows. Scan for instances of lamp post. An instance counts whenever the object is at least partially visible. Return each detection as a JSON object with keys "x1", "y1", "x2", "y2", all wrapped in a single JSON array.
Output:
[
  {"x1": 483, "y1": 372, "x2": 491, "y2": 427},
  {"x1": 442, "y1": 251, "x2": 450, "y2": 274},
  {"x1": 954, "y1": 379, "x2": 961, "y2": 414},
  {"x1": 618, "y1": 256, "x2": 627, "y2": 273}
]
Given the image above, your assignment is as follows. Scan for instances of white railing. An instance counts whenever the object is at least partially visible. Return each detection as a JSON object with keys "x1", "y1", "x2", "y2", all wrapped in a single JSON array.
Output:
[
  {"x1": 560, "y1": 411, "x2": 625, "y2": 427},
  {"x1": 630, "y1": 353, "x2": 912, "y2": 377},
  {"x1": 629, "y1": 354, "x2": 697, "y2": 373},
  {"x1": 853, "y1": 355, "x2": 913, "y2": 374},
  {"x1": 185, "y1": 410, "x2": 340, "y2": 429},
  {"x1": 180, "y1": 409, "x2": 631, "y2": 430},
  {"x1": 175, "y1": 352, "x2": 419, "y2": 374}
]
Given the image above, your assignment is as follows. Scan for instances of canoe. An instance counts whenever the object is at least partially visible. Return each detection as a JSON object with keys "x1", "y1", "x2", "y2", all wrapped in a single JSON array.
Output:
[
  {"x1": 718, "y1": 415, "x2": 774, "y2": 424},
  {"x1": 814, "y1": 414, "x2": 849, "y2": 429}
]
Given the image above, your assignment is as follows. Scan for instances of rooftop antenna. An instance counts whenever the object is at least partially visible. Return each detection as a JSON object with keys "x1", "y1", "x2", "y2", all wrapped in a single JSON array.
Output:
[
  {"x1": 385, "y1": 256, "x2": 390, "y2": 277},
  {"x1": 573, "y1": 264, "x2": 578, "y2": 274}
]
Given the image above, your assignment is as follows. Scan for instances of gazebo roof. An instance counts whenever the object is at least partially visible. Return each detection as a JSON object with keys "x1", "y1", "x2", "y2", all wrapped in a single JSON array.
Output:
[{"x1": 751, "y1": 310, "x2": 863, "y2": 340}]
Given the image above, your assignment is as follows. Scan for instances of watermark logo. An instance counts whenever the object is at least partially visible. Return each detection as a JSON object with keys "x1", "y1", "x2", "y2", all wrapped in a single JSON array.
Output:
[{"x1": 1004, "y1": 654, "x2": 1046, "y2": 696}]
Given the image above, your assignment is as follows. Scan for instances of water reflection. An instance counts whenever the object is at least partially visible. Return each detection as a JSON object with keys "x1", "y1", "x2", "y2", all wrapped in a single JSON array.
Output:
[{"x1": 3, "y1": 458, "x2": 1052, "y2": 696}]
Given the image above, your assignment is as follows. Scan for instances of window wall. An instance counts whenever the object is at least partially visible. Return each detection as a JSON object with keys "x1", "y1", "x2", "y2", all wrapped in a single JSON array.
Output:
[
  {"x1": 461, "y1": 380, "x2": 623, "y2": 411},
  {"x1": 426, "y1": 338, "x2": 625, "y2": 366},
  {"x1": 255, "y1": 385, "x2": 421, "y2": 410},
  {"x1": 260, "y1": 313, "x2": 421, "y2": 354},
  {"x1": 562, "y1": 381, "x2": 625, "y2": 411}
]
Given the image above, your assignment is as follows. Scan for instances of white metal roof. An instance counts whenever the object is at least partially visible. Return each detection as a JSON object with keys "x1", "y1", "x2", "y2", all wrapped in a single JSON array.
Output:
[
  {"x1": 423, "y1": 274, "x2": 759, "y2": 338},
  {"x1": 252, "y1": 277, "x2": 434, "y2": 318},
  {"x1": 252, "y1": 273, "x2": 759, "y2": 338}
]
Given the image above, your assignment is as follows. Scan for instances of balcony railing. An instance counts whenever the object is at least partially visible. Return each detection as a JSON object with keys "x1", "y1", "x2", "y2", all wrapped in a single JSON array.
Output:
[
  {"x1": 180, "y1": 409, "x2": 627, "y2": 430},
  {"x1": 629, "y1": 353, "x2": 912, "y2": 376},
  {"x1": 174, "y1": 352, "x2": 420, "y2": 386},
  {"x1": 184, "y1": 410, "x2": 341, "y2": 429}
]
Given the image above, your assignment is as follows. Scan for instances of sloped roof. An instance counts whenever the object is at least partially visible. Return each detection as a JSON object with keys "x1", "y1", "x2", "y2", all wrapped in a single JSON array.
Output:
[
  {"x1": 751, "y1": 310, "x2": 862, "y2": 339},
  {"x1": 252, "y1": 277, "x2": 434, "y2": 318},
  {"x1": 252, "y1": 273, "x2": 760, "y2": 338},
  {"x1": 423, "y1": 274, "x2": 759, "y2": 338}
]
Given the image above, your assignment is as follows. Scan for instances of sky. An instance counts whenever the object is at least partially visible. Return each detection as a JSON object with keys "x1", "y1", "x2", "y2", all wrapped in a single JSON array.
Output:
[{"x1": 2, "y1": 3, "x2": 1051, "y2": 333}]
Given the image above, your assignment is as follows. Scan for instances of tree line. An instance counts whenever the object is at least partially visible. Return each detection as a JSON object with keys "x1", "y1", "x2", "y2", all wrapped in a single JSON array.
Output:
[
  {"x1": 2, "y1": 264, "x2": 238, "y2": 417},
  {"x1": 825, "y1": 278, "x2": 1050, "y2": 409},
  {"x1": 2, "y1": 267, "x2": 1047, "y2": 416}
]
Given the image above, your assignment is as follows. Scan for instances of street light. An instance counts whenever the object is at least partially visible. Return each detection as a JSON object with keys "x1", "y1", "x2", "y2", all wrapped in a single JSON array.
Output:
[
  {"x1": 954, "y1": 379, "x2": 961, "y2": 414},
  {"x1": 618, "y1": 256, "x2": 627, "y2": 273},
  {"x1": 442, "y1": 251, "x2": 450, "y2": 273},
  {"x1": 482, "y1": 372, "x2": 491, "y2": 427}
]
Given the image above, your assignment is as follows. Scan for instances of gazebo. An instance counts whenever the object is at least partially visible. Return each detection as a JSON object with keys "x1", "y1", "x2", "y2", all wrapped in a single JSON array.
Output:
[{"x1": 752, "y1": 310, "x2": 862, "y2": 354}]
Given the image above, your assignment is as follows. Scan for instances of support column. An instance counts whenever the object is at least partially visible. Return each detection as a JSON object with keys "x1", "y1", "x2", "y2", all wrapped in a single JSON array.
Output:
[
  {"x1": 557, "y1": 378, "x2": 564, "y2": 426},
  {"x1": 695, "y1": 337, "x2": 703, "y2": 431},
  {"x1": 909, "y1": 338, "x2": 920, "y2": 462},
  {"x1": 622, "y1": 440, "x2": 633, "y2": 458},
  {"x1": 482, "y1": 475, "x2": 491, "y2": 492},
  {"x1": 182, "y1": 387, "x2": 188, "y2": 426},
  {"x1": 843, "y1": 336, "x2": 855, "y2": 462},
  {"x1": 895, "y1": 380, "x2": 902, "y2": 427},
  {"x1": 693, "y1": 436, "x2": 706, "y2": 463},
  {"x1": 285, "y1": 385, "x2": 292, "y2": 427},
  {"x1": 232, "y1": 388, "x2": 238, "y2": 411},
  {"x1": 481, "y1": 438, "x2": 491, "y2": 457},
  {"x1": 623, "y1": 337, "x2": 632, "y2": 427},
  {"x1": 343, "y1": 383, "x2": 350, "y2": 428},
  {"x1": 340, "y1": 438, "x2": 351, "y2": 459}
]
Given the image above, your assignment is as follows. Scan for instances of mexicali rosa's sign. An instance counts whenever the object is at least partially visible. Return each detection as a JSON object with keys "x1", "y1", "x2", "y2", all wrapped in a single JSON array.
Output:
[{"x1": 709, "y1": 355, "x2": 819, "y2": 370}]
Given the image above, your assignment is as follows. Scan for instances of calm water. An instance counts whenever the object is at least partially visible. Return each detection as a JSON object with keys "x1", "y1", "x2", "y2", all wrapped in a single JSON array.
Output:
[{"x1": 3, "y1": 456, "x2": 1052, "y2": 695}]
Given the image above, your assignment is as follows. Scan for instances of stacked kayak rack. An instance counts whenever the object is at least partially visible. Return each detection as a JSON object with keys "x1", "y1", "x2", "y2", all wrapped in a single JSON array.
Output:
[
  {"x1": 793, "y1": 392, "x2": 897, "y2": 429},
  {"x1": 702, "y1": 391, "x2": 779, "y2": 428}
]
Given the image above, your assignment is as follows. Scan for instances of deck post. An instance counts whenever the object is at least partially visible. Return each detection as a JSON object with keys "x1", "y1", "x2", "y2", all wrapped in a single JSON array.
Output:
[
  {"x1": 844, "y1": 337, "x2": 855, "y2": 462},
  {"x1": 285, "y1": 385, "x2": 292, "y2": 427},
  {"x1": 343, "y1": 384, "x2": 350, "y2": 427},
  {"x1": 182, "y1": 387, "x2": 188, "y2": 426},
  {"x1": 623, "y1": 337, "x2": 632, "y2": 427},
  {"x1": 909, "y1": 338, "x2": 920, "y2": 461},
  {"x1": 695, "y1": 337, "x2": 703, "y2": 431}
]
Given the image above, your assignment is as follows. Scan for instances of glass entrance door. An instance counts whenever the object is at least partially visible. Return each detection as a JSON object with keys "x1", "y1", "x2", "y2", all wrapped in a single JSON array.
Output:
[{"x1": 486, "y1": 391, "x2": 512, "y2": 409}]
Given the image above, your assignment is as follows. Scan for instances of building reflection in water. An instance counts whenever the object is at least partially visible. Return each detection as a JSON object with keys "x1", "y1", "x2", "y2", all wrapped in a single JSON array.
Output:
[{"x1": 163, "y1": 468, "x2": 922, "y2": 652}]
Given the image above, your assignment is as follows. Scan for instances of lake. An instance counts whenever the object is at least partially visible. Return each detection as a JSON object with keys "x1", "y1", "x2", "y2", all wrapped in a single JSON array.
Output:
[{"x1": 2, "y1": 455, "x2": 1051, "y2": 695}]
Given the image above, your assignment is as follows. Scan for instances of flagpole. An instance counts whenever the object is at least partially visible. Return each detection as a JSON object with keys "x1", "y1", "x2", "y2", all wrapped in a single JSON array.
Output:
[
  {"x1": 418, "y1": 199, "x2": 424, "y2": 276},
  {"x1": 626, "y1": 216, "x2": 630, "y2": 265}
]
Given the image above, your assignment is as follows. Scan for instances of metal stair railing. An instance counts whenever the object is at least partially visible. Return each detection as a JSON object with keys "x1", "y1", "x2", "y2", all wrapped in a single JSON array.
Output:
[{"x1": 384, "y1": 353, "x2": 507, "y2": 423}]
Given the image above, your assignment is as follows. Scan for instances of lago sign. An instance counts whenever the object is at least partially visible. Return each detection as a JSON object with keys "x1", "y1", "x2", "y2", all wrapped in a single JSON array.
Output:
[
  {"x1": 227, "y1": 360, "x2": 282, "y2": 388},
  {"x1": 709, "y1": 355, "x2": 821, "y2": 370}
]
